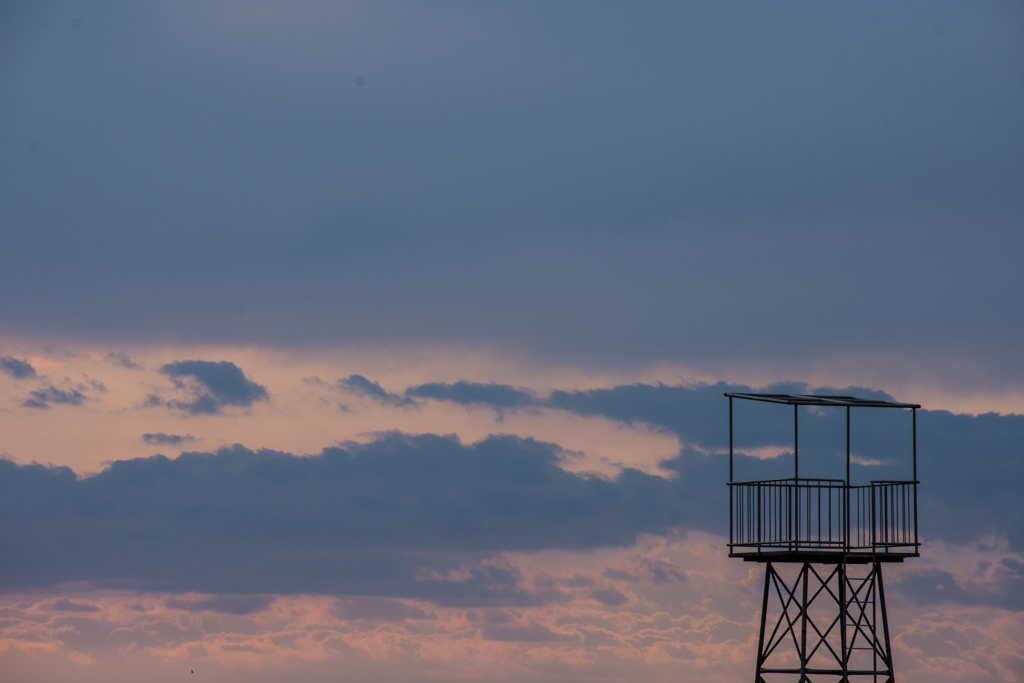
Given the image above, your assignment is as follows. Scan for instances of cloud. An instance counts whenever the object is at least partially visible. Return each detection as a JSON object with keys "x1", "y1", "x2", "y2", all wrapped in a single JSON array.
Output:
[
  {"x1": 48, "y1": 598, "x2": 100, "y2": 613},
  {"x1": 339, "y1": 374, "x2": 413, "y2": 407},
  {"x1": 343, "y1": 376, "x2": 537, "y2": 410},
  {"x1": 588, "y1": 587, "x2": 629, "y2": 606},
  {"x1": 480, "y1": 621, "x2": 576, "y2": 643},
  {"x1": 893, "y1": 569, "x2": 974, "y2": 604},
  {"x1": 0, "y1": 3, "x2": 1019, "y2": 389},
  {"x1": 1, "y1": 373, "x2": 1020, "y2": 606},
  {"x1": 0, "y1": 434, "x2": 706, "y2": 598},
  {"x1": 0, "y1": 356, "x2": 36, "y2": 379},
  {"x1": 388, "y1": 377, "x2": 902, "y2": 453},
  {"x1": 22, "y1": 385, "x2": 87, "y2": 409},
  {"x1": 892, "y1": 555, "x2": 1024, "y2": 611},
  {"x1": 104, "y1": 352, "x2": 142, "y2": 370},
  {"x1": 332, "y1": 596, "x2": 435, "y2": 622},
  {"x1": 165, "y1": 595, "x2": 274, "y2": 615},
  {"x1": 0, "y1": 537, "x2": 765, "y2": 682},
  {"x1": 406, "y1": 381, "x2": 536, "y2": 409},
  {"x1": 160, "y1": 360, "x2": 268, "y2": 414},
  {"x1": 0, "y1": 545, "x2": 1020, "y2": 683},
  {"x1": 142, "y1": 433, "x2": 196, "y2": 446},
  {"x1": 385, "y1": 377, "x2": 1024, "y2": 550}
]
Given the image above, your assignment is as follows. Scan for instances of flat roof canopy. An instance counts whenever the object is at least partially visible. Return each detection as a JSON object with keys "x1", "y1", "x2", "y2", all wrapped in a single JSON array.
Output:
[{"x1": 725, "y1": 392, "x2": 920, "y2": 409}]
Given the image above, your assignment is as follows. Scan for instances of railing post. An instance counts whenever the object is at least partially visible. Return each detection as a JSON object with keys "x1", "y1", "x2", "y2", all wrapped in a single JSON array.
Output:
[
  {"x1": 884, "y1": 484, "x2": 889, "y2": 545},
  {"x1": 757, "y1": 483, "x2": 762, "y2": 548},
  {"x1": 846, "y1": 405, "x2": 850, "y2": 552},
  {"x1": 846, "y1": 406, "x2": 850, "y2": 487},
  {"x1": 840, "y1": 558, "x2": 848, "y2": 680},
  {"x1": 913, "y1": 407, "x2": 919, "y2": 552},
  {"x1": 794, "y1": 404, "x2": 799, "y2": 480},
  {"x1": 729, "y1": 397, "x2": 734, "y2": 551},
  {"x1": 788, "y1": 482, "x2": 794, "y2": 552},
  {"x1": 806, "y1": 482, "x2": 810, "y2": 545},
  {"x1": 871, "y1": 484, "x2": 877, "y2": 550},
  {"x1": 844, "y1": 482, "x2": 849, "y2": 552},
  {"x1": 729, "y1": 483, "x2": 733, "y2": 551}
]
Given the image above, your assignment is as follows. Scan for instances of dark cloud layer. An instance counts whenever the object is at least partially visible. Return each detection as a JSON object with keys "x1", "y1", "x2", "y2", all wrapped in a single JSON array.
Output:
[
  {"x1": 406, "y1": 381, "x2": 536, "y2": 409},
  {"x1": 160, "y1": 360, "x2": 268, "y2": 414},
  {"x1": 339, "y1": 375, "x2": 413, "y2": 407},
  {"x1": 0, "y1": 435, "x2": 706, "y2": 599},
  {"x1": 389, "y1": 378, "x2": 1024, "y2": 548},
  {"x1": 0, "y1": 2, "x2": 1019, "y2": 383},
  {"x1": 386, "y1": 378, "x2": 907, "y2": 458},
  {"x1": 341, "y1": 375, "x2": 536, "y2": 410},
  {"x1": 332, "y1": 596, "x2": 435, "y2": 622},
  {"x1": 2, "y1": 383, "x2": 1020, "y2": 603},
  {"x1": 893, "y1": 565, "x2": 1024, "y2": 612},
  {"x1": 49, "y1": 598, "x2": 100, "y2": 613},
  {"x1": 164, "y1": 595, "x2": 275, "y2": 616},
  {"x1": 0, "y1": 435, "x2": 787, "y2": 602},
  {"x1": 0, "y1": 356, "x2": 36, "y2": 379}
]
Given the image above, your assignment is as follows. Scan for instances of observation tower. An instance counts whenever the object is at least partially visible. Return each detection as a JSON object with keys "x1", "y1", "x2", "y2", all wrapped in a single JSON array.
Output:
[{"x1": 726, "y1": 393, "x2": 920, "y2": 683}]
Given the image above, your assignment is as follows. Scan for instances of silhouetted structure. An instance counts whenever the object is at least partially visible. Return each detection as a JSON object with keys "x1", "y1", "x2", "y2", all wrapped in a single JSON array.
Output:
[{"x1": 726, "y1": 393, "x2": 920, "y2": 683}]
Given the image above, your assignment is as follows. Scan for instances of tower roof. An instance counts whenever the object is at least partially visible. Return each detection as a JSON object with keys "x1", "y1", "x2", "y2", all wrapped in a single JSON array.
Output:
[{"x1": 724, "y1": 392, "x2": 920, "y2": 409}]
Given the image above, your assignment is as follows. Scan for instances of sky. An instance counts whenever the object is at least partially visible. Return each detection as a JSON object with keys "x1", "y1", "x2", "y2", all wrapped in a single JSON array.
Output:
[{"x1": 0, "y1": 1, "x2": 1022, "y2": 681}]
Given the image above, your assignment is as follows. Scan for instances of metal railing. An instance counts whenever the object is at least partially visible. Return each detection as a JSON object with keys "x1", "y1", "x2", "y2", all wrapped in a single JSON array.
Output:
[{"x1": 729, "y1": 478, "x2": 918, "y2": 554}]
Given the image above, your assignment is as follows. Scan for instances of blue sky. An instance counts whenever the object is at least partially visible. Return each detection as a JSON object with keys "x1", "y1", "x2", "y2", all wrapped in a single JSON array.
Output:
[{"x1": 0, "y1": 2, "x2": 1021, "y2": 681}]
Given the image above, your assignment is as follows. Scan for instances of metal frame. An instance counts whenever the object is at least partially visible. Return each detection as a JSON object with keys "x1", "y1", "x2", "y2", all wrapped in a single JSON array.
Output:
[
  {"x1": 755, "y1": 559, "x2": 894, "y2": 682},
  {"x1": 725, "y1": 393, "x2": 920, "y2": 683}
]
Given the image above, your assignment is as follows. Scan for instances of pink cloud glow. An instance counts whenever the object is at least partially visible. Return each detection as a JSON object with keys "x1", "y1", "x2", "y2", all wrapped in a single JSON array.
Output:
[{"x1": 2, "y1": 534, "x2": 1021, "y2": 683}]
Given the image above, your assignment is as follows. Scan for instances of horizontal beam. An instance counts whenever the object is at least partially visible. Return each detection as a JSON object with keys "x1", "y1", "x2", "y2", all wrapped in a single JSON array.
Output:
[
  {"x1": 724, "y1": 392, "x2": 920, "y2": 408},
  {"x1": 729, "y1": 478, "x2": 918, "y2": 487},
  {"x1": 760, "y1": 668, "x2": 893, "y2": 675},
  {"x1": 732, "y1": 551, "x2": 914, "y2": 563}
]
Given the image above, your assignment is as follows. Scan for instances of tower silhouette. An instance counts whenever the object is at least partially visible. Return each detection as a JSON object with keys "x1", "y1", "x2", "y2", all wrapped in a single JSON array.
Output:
[{"x1": 726, "y1": 393, "x2": 920, "y2": 683}]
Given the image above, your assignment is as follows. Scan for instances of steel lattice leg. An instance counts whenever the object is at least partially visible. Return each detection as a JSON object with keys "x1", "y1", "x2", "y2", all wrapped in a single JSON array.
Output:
[{"x1": 754, "y1": 560, "x2": 895, "y2": 682}]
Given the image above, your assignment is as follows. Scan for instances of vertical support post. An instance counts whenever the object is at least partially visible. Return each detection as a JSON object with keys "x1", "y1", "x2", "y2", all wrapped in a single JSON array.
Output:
[
  {"x1": 877, "y1": 560, "x2": 895, "y2": 682},
  {"x1": 872, "y1": 562, "x2": 879, "y2": 682},
  {"x1": 871, "y1": 485, "x2": 877, "y2": 549},
  {"x1": 794, "y1": 404, "x2": 799, "y2": 480},
  {"x1": 755, "y1": 562, "x2": 771, "y2": 683},
  {"x1": 840, "y1": 559, "x2": 848, "y2": 681},
  {"x1": 912, "y1": 407, "x2": 918, "y2": 552},
  {"x1": 730, "y1": 397, "x2": 734, "y2": 551},
  {"x1": 793, "y1": 404, "x2": 798, "y2": 551},
  {"x1": 846, "y1": 406, "x2": 851, "y2": 487},
  {"x1": 846, "y1": 406, "x2": 851, "y2": 553},
  {"x1": 800, "y1": 563, "x2": 809, "y2": 681}
]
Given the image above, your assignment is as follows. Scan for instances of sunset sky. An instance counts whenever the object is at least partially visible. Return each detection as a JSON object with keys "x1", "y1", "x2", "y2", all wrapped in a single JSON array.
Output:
[{"x1": 1, "y1": 2, "x2": 1022, "y2": 682}]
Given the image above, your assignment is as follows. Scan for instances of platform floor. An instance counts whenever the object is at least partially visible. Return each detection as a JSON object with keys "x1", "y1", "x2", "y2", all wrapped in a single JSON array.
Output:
[{"x1": 729, "y1": 550, "x2": 917, "y2": 563}]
